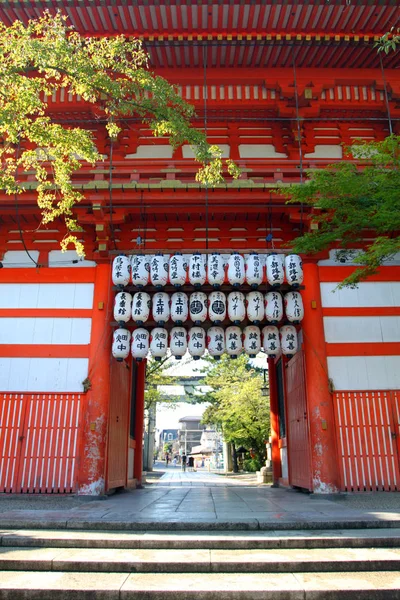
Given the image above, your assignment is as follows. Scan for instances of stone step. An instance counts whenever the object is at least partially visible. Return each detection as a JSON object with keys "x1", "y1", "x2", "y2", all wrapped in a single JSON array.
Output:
[
  {"x1": 0, "y1": 570, "x2": 399, "y2": 599},
  {"x1": 2, "y1": 528, "x2": 400, "y2": 550},
  {"x1": 0, "y1": 546, "x2": 400, "y2": 573}
]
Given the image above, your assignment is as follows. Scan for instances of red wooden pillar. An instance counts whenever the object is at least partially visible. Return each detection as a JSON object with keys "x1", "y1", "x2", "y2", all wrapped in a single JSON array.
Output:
[
  {"x1": 78, "y1": 263, "x2": 112, "y2": 495},
  {"x1": 302, "y1": 262, "x2": 340, "y2": 493},
  {"x1": 267, "y1": 357, "x2": 281, "y2": 486},
  {"x1": 133, "y1": 359, "x2": 146, "y2": 486}
]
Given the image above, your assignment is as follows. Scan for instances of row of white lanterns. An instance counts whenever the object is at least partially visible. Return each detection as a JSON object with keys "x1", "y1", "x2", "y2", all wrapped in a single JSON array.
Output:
[
  {"x1": 112, "y1": 252, "x2": 303, "y2": 289},
  {"x1": 114, "y1": 290, "x2": 304, "y2": 326},
  {"x1": 112, "y1": 324, "x2": 298, "y2": 362}
]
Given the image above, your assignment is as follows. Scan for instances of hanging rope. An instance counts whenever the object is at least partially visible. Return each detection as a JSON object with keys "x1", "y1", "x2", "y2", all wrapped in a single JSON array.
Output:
[
  {"x1": 203, "y1": 43, "x2": 209, "y2": 251},
  {"x1": 108, "y1": 137, "x2": 117, "y2": 250},
  {"x1": 379, "y1": 53, "x2": 393, "y2": 136},
  {"x1": 292, "y1": 45, "x2": 304, "y2": 232}
]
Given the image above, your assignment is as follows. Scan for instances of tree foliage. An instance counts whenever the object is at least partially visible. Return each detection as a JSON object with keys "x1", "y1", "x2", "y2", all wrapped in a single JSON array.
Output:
[
  {"x1": 201, "y1": 355, "x2": 270, "y2": 464},
  {"x1": 284, "y1": 136, "x2": 400, "y2": 287},
  {"x1": 376, "y1": 29, "x2": 400, "y2": 54},
  {"x1": 0, "y1": 12, "x2": 240, "y2": 255},
  {"x1": 145, "y1": 357, "x2": 175, "y2": 411}
]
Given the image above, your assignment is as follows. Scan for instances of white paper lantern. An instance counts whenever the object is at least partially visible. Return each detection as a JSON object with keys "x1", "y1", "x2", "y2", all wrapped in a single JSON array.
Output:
[
  {"x1": 209, "y1": 291, "x2": 227, "y2": 324},
  {"x1": 266, "y1": 253, "x2": 284, "y2": 287},
  {"x1": 132, "y1": 292, "x2": 151, "y2": 324},
  {"x1": 245, "y1": 253, "x2": 263, "y2": 288},
  {"x1": 265, "y1": 291, "x2": 283, "y2": 324},
  {"x1": 285, "y1": 254, "x2": 304, "y2": 288},
  {"x1": 113, "y1": 291, "x2": 132, "y2": 325},
  {"x1": 170, "y1": 292, "x2": 189, "y2": 324},
  {"x1": 150, "y1": 254, "x2": 169, "y2": 288},
  {"x1": 189, "y1": 253, "x2": 206, "y2": 287},
  {"x1": 152, "y1": 292, "x2": 170, "y2": 325},
  {"x1": 243, "y1": 325, "x2": 261, "y2": 357},
  {"x1": 112, "y1": 328, "x2": 131, "y2": 361},
  {"x1": 225, "y1": 325, "x2": 243, "y2": 359},
  {"x1": 189, "y1": 291, "x2": 208, "y2": 324},
  {"x1": 131, "y1": 328, "x2": 149, "y2": 362},
  {"x1": 280, "y1": 325, "x2": 298, "y2": 357},
  {"x1": 169, "y1": 253, "x2": 187, "y2": 288},
  {"x1": 227, "y1": 291, "x2": 246, "y2": 324},
  {"x1": 207, "y1": 253, "x2": 225, "y2": 288},
  {"x1": 262, "y1": 326, "x2": 280, "y2": 357},
  {"x1": 150, "y1": 327, "x2": 168, "y2": 361},
  {"x1": 284, "y1": 291, "x2": 304, "y2": 324},
  {"x1": 112, "y1": 255, "x2": 130, "y2": 287},
  {"x1": 170, "y1": 327, "x2": 188, "y2": 360},
  {"x1": 227, "y1": 252, "x2": 245, "y2": 287},
  {"x1": 188, "y1": 327, "x2": 206, "y2": 360},
  {"x1": 246, "y1": 291, "x2": 264, "y2": 324},
  {"x1": 130, "y1": 254, "x2": 149, "y2": 288},
  {"x1": 207, "y1": 326, "x2": 225, "y2": 360}
]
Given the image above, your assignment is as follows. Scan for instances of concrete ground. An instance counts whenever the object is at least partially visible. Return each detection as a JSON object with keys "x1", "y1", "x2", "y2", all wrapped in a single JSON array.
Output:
[{"x1": 1, "y1": 463, "x2": 400, "y2": 531}]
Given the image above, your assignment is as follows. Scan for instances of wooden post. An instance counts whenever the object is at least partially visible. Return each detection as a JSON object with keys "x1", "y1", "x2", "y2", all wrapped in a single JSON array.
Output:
[
  {"x1": 268, "y1": 357, "x2": 282, "y2": 486},
  {"x1": 133, "y1": 359, "x2": 146, "y2": 486},
  {"x1": 78, "y1": 263, "x2": 112, "y2": 495},
  {"x1": 302, "y1": 262, "x2": 340, "y2": 493}
]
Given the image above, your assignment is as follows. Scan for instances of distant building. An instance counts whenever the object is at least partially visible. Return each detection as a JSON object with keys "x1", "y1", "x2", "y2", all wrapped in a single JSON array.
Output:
[
  {"x1": 178, "y1": 416, "x2": 206, "y2": 455},
  {"x1": 158, "y1": 429, "x2": 179, "y2": 452}
]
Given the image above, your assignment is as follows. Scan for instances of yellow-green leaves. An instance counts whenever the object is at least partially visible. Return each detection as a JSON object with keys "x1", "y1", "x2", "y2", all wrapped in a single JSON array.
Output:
[{"x1": 0, "y1": 11, "x2": 239, "y2": 255}]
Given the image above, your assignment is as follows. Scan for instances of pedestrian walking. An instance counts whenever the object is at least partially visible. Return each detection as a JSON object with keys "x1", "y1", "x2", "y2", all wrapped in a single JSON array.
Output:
[
  {"x1": 188, "y1": 456, "x2": 194, "y2": 471},
  {"x1": 181, "y1": 454, "x2": 187, "y2": 472},
  {"x1": 165, "y1": 453, "x2": 170, "y2": 467}
]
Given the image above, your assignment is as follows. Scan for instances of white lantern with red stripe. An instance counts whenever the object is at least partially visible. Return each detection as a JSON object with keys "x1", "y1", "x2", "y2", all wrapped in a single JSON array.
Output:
[
  {"x1": 189, "y1": 291, "x2": 208, "y2": 324},
  {"x1": 262, "y1": 326, "x2": 280, "y2": 358},
  {"x1": 207, "y1": 326, "x2": 225, "y2": 360},
  {"x1": 112, "y1": 255, "x2": 130, "y2": 287},
  {"x1": 227, "y1": 252, "x2": 245, "y2": 287},
  {"x1": 130, "y1": 254, "x2": 149, "y2": 288},
  {"x1": 169, "y1": 253, "x2": 187, "y2": 288},
  {"x1": 280, "y1": 325, "x2": 298, "y2": 357},
  {"x1": 152, "y1": 292, "x2": 170, "y2": 325},
  {"x1": 171, "y1": 292, "x2": 189, "y2": 324},
  {"x1": 245, "y1": 253, "x2": 263, "y2": 288},
  {"x1": 113, "y1": 292, "x2": 132, "y2": 325},
  {"x1": 189, "y1": 253, "x2": 206, "y2": 287},
  {"x1": 209, "y1": 291, "x2": 227, "y2": 324},
  {"x1": 112, "y1": 328, "x2": 131, "y2": 361},
  {"x1": 150, "y1": 253, "x2": 169, "y2": 288},
  {"x1": 266, "y1": 253, "x2": 284, "y2": 287},
  {"x1": 207, "y1": 252, "x2": 225, "y2": 288},
  {"x1": 227, "y1": 291, "x2": 246, "y2": 324},
  {"x1": 265, "y1": 291, "x2": 283, "y2": 324},
  {"x1": 132, "y1": 291, "x2": 151, "y2": 324},
  {"x1": 150, "y1": 327, "x2": 168, "y2": 361},
  {"x1": 246, "y1": 291, "x2": 264, "y2": 324},
  {"x1": 285, "y1": 254, "x2": 304, "y2": 288},
  {"x1": 284, "y1": 291, "x2": 304, "y2": 324},
  {"x1": 170, "y1": 327, "x2": 188, "y2": 360},
  {"x1": 188, "y1": 327, "x2": 206, "y2": 360},
  {"x1": 131, "y1": 328, "x2": 149, "y2": 362},
  {"x1": 225, "y1": 325, "x2": 243, "y2": 359},
  {"x1": 243, "y1": 325, "x2": 261, "y2": 358}
]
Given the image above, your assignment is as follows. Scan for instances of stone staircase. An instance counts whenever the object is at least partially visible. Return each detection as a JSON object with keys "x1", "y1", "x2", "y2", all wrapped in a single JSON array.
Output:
[{"x1": 0, "y1": 528, "x2": 399, "y2": 598}]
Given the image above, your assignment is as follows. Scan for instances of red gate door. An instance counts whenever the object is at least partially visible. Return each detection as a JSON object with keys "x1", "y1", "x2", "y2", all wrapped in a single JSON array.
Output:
[
  {"x1": 106, "y1": 360, "x2": 131, "y2": 491},
  {"x1": 285, "y1": 350, "x2": 312, "y2": 490}
]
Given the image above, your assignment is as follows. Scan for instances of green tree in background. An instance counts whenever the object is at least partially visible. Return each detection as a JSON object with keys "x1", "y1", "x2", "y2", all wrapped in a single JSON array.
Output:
[
  {"x1": 284, "y1": 135, "x2": 400, "y2": 287},
  {"x1": 201, "y1": 355, "x2": 270, "y2": 469},
  {"x1": 0, "y1": 12, "x2": 239, "y2": 255}
]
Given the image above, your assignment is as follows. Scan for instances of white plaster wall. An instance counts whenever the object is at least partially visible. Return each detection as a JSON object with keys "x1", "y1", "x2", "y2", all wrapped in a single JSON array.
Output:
[
  {"x1": 0, "y1": 357, "x2": 89, "y2": 392},
  {"x1": 126, "y1": 145, "x2": 173, "y2": 159},
  {"x1": 304, "y1": 145, "x2": 343, "y2": 159},
  {"x1": 0, "y1": 283, "x2": 94, "y2": 309},
  {"x1": 0, "y1": 318, "x2": 92, "y2": 345},
  {"x1": 318, "y1": 249, "x2": 400, "y2": 266},
  {"x1": 324, "y1": 316, "x2": 400, "y2": 344},
  {"x1": 327, "y1": 356, "x2": 400, "y2": 391},
  {"x1": 320, "y1": 282, "x2": 400, "y2": 308},
  {"x1": 182, "y1": 144, "x2": 230, "y2": 158},
  {"x1": 2, "y1": 251, "x2": 40, "y2": 268},
  {"x1": 280, "y1": 447, "x2": 288, "y2": 479},
  {"x1": 48, "y1": 251, "x2": 96, "y2": 267},
  {"x1": 239, "y1": 144, "x2": 287, "y2": 158}
]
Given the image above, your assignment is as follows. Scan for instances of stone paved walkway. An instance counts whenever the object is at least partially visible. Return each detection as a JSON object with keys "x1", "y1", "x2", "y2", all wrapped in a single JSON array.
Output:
[{"x1": 0, "y1": 465, "x2": 399, "y2": 530}]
